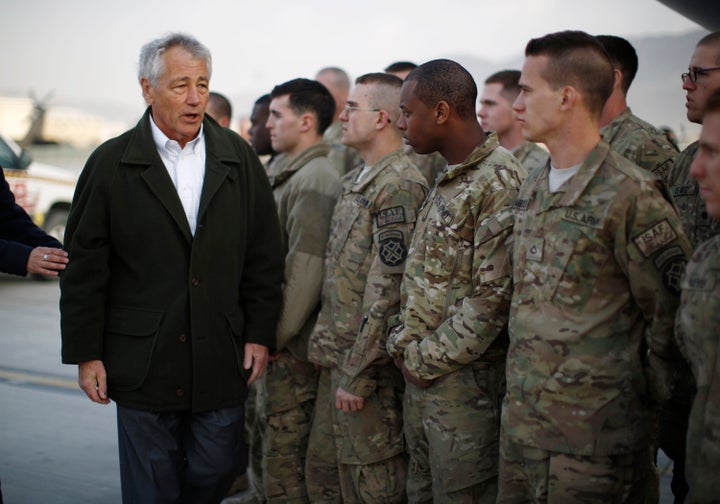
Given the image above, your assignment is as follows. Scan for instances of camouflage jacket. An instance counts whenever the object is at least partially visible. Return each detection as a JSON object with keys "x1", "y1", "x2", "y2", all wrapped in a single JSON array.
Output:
[
  {"x1": 513, "y1": 140, "x2": 549, "y2": 176},
  {"x1": 668, "y1": 141, "x2": 720, "y2": 248},
  {"x1": 308, "y1": 149, "x2": 428, "y2": 397},
  {"x1": 269, "y1": 142, "x2": 340, "y2": 360},
  {"x1": 386, "y1": 133, "x2": 526, "y2": 380},
  {"x1": 505, "y1": 140, "x2": 691, "y2": 456},
  {"x1": 601, "y1": 107, "x2": 678, "y2": 182},
  {"x1": 675, "y1": 234, "x2": 720, "y2": 499}
]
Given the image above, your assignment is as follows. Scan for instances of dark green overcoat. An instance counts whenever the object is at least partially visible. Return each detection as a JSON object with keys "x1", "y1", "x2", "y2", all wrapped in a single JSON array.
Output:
[{"x1": 60, "y1": 109, "x2": 283, "y2": 412}]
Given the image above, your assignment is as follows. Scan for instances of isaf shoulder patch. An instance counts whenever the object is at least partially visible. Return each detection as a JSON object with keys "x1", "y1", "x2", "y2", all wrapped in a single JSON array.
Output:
[
  {"x1": 378, "y1": 229, "x2": 408, "y2": 267},
  {"x1": 377, "y1": 206, "x2": 406, "y2": 228},
  {"x1": 633, "y1": 219, "x2": 678, "y2": 258}
]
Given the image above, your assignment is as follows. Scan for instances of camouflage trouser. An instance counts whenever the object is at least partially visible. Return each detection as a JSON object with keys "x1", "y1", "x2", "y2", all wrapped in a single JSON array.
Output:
[
  {"x1": 244, "y1": 378, "x2": 266, "y2": 500},
  {"x1": 403, "y1": 360, "x2": 504, "y2": 504},
  {"x1": 262, "y1": 350, "x2": 319, "y2": 503},
  {"x1": 306, "y1": 366, "x2": 407, "y2": 504},
  {"x1": 497, "y1": 439, "x2": 652, "y2": 503},
  {"x1": 306, "y1": 367, "x2": 342, "y2": 503}
]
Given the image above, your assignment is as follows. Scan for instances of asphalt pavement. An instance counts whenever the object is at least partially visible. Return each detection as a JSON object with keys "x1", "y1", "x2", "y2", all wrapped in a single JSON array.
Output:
[
  {"x1": 0, "y1": 274, "x2": 678, "y2": 503},
  {"x1": 0, "y1": 275, "x2": 120, "y2": 503}
]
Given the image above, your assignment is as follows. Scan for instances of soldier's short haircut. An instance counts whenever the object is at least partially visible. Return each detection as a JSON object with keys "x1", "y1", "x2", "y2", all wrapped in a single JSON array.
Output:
[
  {"x1": 354, "y1": 73, "x2": 404, "y2": 124},
  {"x1": 525, "y1": 30, "x2": 614, "y2": 118},
  {"x1": 485, "y1": 70, "x2": 522, "y2": 100},
  {"x1": 138, "y1": 32, "x2": 212, "y2": 87},
  {"x1": 207, "y1": 91, "x2": 232, "y2": 121},
  {"x1": 697, "y1": 32, "x2": 720, "y2": 64},
  {"x1": 405, "y1": 59, "x2": 478, "y2": 120},
  {"x1": 384, "y1": 61, "x2": 417, "y2": 74},
  {"x1": 355, "y1": 72, "x2": 403, "y2": 88},
  {"x1": 704, "y1": 88, "x2": 720, "y2": 118},
  {"x1": 270, "y1": 78, "x2": 336, "y2": 135},
  {"x1": 596, "y1": 35, "x2": 638, "y2": 94}
]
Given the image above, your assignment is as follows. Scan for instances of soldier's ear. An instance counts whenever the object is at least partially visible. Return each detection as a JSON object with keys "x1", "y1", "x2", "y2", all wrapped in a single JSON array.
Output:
[
  {"x1": 435, "y1": 100, "x2": 450, "y2": 125},
  {"x1": 559, "y1": 86, "x2": 577, "y2": 111},
  {"x1": 376, "y1": 110, "x2": 391, "y2": 130},
  {"x1": 299, "y1": 112, "x2": 315, "y2": 133}
]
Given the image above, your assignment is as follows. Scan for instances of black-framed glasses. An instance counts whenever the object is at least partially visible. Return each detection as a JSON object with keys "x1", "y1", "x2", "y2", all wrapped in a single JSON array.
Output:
[
  {"x1": 343, "y1": 105, "x2": 381, "y2": 114},
  {"x1": 681, "y1": 66, "x2": 720, "y2": 83}
]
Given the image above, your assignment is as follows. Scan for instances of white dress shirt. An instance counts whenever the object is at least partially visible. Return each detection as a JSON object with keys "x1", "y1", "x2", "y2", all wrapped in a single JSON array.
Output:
[{"x1": 150, "y1": 117, "x2": 206, "y2": 235}]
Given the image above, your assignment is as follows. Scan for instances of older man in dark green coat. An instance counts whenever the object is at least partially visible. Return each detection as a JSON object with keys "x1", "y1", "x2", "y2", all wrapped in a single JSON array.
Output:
[{"x1": 60, "y1": 33, "x2": 283, "y2": 503}]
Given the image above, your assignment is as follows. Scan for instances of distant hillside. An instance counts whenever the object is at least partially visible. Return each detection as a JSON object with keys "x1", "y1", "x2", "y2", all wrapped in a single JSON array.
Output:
[{"x1": 448, "y1": 29, "x2": 708, "y2": 148}]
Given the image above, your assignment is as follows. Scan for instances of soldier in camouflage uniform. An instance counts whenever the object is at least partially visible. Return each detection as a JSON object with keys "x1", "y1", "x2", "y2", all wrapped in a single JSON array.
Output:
[
  {"x1": 306, "y1": 72, "x2": 428, "y2": 503},
  {"x1": 664, "y1": 32, "x2": 720, "y2": 503},
  {"x1": 478, "y1": 70, "x2": 549, "y2": 175},
  {"x1": 385, "y1": 59, "x2": 526, "y2": 503},
  {"x1": 500, "y1": 31, "x2": 691, "y2": 503},
  {"x1": 675, "y1": 89, "x2": 720, "y2": 504},
  {"x1": 316, "y1": 67, "x2": 364, "y2": 178},
  {"x1": 668, "y1": 32, "x2": 720, "y2": 246},
  {"x1": 597, "y1": 35, "x2": 679, "y2": 182},
  {"x1": 262, "y1": 79, "x2": 341, "y2": 503}
]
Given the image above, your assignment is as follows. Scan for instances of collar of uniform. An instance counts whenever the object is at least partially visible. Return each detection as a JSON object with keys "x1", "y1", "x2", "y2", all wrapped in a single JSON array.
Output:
[
  {"x1": 551, "y1": 140, "x2": 611, "y2": 207},
  {"x1": 271, "y1": 142, "x2": 331, "y2": 187},
  {"x1": 347, "y1": 148, "x2": 405, "y2": 192},
  {"x1": 599, "y1": 106, "x2": 632, "y2": 144},
  {"x1": 441, "y1": 131, "x2": 500, "y2": 182}
]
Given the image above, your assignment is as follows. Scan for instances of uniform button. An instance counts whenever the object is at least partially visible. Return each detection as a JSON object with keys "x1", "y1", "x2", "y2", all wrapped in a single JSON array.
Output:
[
  {"x1": 179, "y1": 334, "x2": 187, "y2": 343},
  {"x1": 191, "y1": 277, "x2": 199, "y2": 286},
  {"x1": 176, "y1": 388, "x2": 185, "y2": 397}
]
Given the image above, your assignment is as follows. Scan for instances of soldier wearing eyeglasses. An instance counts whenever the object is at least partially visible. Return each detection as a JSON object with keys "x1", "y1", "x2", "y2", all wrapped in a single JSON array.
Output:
[
  {"x1": 664, "y1": 31, "x2": 720, "y2": 504},
  {"x1": 306, "y1": 72, "x2": 428, "y2": 503}
]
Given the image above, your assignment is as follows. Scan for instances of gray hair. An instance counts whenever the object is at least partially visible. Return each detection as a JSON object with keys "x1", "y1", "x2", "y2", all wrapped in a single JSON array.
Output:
[{"x1": 138, "y1": 33, "x2": 212, "y2": 87}]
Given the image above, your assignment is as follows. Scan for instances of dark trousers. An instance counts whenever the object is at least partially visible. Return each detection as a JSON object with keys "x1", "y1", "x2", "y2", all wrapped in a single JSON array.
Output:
[{"x1": 117, "y1": 404, "x2": 246, "y2": 504}]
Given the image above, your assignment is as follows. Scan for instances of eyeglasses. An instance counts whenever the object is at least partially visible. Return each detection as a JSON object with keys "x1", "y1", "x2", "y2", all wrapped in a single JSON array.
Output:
[
  {"x1": 681, "y1": 66, "x2": 720, "y2": 83},
  {"x1": 343, "y1": 105, "x2": 381, "y2": 114}
]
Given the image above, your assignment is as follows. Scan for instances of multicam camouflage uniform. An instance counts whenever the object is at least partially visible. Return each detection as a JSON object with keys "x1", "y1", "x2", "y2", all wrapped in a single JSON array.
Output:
[
  {"x1": 664, "y1": 141, "x2": 720, "y2": 501},
  {"x1": 668, "y1": 142, "x2": 720, "y2": 246},
  {"x1": 262, "y1": 142, "x2": 340, "y2": 503},
  {"x1": 306, "y1": 148, "x2": 428, "y2": 503},
  {"x1": 500, "y1": 140, "x2": 690, "y2": 502},
  {"x1": 512, "y1": 140, "x2": 549, "y2": 176},
  {"x1": 601, "y1": 107, "x2": 679, "y2": 182},
  {"x1": 324, "y1": 121, "x2": 363, "y2": 178},
  {"x1": 675, "y1": 235, "x2": 720, "y2": 503},
  {"x1": 386, "y1": 133, "x2": 525, "y2": 503}
]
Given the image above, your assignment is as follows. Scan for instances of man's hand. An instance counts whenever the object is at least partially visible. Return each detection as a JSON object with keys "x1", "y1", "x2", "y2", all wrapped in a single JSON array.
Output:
[
  {"x1": 27, "y1": 246, "x2": 68, "y2": 276},
  {"x1": 244, "y1": 343, "x2": 269, "y2": 385},
  {"x1": 335, "y1": 386, "x2": 365, "y2": 412},
  {"x1": 394, "y1": 358, "x2": 434, "y2": 389},
  {"x1": 78, "y1": 360, "x2": 110, "y2": 404}
]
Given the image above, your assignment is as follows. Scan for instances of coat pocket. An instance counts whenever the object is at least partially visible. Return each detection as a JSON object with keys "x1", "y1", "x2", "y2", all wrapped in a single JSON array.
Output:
[{"x1": 104, "y1": 306, "x2": 163, "y2": 392}]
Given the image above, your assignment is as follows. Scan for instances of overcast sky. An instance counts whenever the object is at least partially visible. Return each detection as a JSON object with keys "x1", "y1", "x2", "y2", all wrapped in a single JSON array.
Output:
[{"x1": 1, "y1": 0, "x2": 702, "y2": 122}]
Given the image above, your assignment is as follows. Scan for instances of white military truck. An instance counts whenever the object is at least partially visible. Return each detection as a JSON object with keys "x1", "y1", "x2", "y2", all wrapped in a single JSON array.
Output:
[{"x1": 0, "y1": 132, "x2": 77, "y2": 244}]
